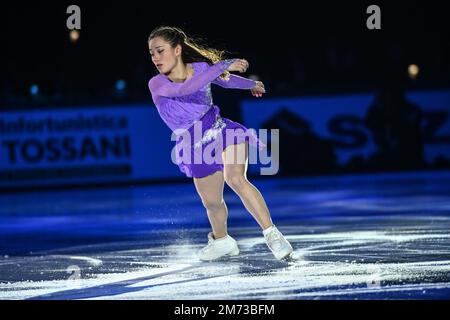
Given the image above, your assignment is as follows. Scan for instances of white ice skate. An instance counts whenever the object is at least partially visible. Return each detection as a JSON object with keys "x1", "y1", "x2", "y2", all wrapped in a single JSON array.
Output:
[
  {"x1": 199, "y1": 232, "x2": 240, "y2": 261},
  {"x1": 263, "y1": 225, "x2": 293, "y2": 260}
]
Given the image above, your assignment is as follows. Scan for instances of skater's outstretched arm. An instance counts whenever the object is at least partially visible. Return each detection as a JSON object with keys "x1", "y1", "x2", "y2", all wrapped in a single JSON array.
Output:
[
  {"x1": 149, "y1": 59, "x2": 236, "y2": 98},
  {"x1": 211, "y1": 61, "x2": 266, "y2": 97},
  {"x1": 212, "y1": 73, "x2": 257, "y2": 89}
]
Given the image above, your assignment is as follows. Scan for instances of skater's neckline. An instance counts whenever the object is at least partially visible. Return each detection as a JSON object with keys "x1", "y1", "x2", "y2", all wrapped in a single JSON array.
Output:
[{"x1": 162, "y1": 63, "x2": 195, "y2": 84}]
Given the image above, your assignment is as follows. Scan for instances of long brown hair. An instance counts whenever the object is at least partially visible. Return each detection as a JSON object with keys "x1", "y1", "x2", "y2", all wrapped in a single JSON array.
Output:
[{"x1": 148, "y1": 26, "x2": 232, "y2": 80}]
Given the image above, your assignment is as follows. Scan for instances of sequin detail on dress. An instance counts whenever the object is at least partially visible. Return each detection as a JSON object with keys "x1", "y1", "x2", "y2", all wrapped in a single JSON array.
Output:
[{"x1": 194, "y1": 115, "x2": 227, "y2": 149}]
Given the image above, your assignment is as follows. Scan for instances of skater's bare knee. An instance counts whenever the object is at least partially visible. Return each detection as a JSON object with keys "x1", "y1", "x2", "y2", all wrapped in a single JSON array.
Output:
[
  {"x1": 224, "y1": 173, "x2": 248, "y2": 192},
  {"x1": 202, "y1": 198, "x2": 224, "y2": 213},
  {"x1": 194, "y1": 170, "x2": 225, "y2": 213}
]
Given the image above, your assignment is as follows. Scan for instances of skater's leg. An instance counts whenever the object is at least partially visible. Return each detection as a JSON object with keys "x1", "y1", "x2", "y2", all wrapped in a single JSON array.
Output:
[
  {"x1": 222, "y1": 141, "x2": 293, "y2": 260},
  {"x1": 222, "y1": 141, "x2": 273, "y2": 230},
  {"x1": 193, "y1": 170, "x2": 228, "y2": 239}
]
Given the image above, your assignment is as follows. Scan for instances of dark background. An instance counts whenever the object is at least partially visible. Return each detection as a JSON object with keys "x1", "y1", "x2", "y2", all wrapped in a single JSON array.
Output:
[{"x1": 2, "y1": 0, "x2": 449, "y2": 108}]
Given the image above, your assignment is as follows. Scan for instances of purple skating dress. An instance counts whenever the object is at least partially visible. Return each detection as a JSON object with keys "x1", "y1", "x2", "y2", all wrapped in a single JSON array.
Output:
[{"x1": 148, "y1": 59, "x2": 266, "y2": 178}]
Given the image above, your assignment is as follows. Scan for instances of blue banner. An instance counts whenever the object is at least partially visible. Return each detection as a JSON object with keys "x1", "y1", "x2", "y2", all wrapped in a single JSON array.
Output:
[
  {"x1": 241, "y1": 90, "x2": 450, "y2": 175},
  {"x1": 0, "y1": 105, "x2": 183, "y2": 187}
]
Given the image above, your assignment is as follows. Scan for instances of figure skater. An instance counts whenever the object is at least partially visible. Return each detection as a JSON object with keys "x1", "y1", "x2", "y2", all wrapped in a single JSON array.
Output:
[{"x1": 148, "y1": 26, "x2": 293, "y2": 261}]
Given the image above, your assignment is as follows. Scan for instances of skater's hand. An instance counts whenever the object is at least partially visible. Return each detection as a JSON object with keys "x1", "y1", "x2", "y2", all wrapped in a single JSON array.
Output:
[
  {"x1": 227, "y1": 59, "x2": 249, "y2": 73},
  {"x1": 251, "y1": 81, "x2": 265, "y2": 98}
]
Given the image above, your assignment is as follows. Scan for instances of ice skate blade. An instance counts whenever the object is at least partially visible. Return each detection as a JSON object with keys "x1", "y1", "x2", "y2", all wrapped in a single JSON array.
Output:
[{"x1": 274, "y1": 248, "x2": 294, "y2": 261}]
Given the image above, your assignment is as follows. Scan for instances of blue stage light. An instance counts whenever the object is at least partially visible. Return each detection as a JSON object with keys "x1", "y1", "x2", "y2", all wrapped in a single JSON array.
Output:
[
  {"x1": 30, "y1": 84, "x2": 39, "y2": 95},
  {"x1": 115, "y1": 80, "x2": 126, "y2": 91}
]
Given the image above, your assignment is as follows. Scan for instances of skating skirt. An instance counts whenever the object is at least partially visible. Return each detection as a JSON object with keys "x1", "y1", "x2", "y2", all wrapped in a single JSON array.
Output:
[{"x1": 173, "y1": 105, "x2": 266, "y2": 178}]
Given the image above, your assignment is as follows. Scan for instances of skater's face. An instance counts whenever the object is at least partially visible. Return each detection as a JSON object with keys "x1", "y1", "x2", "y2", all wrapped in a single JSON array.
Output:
[{"x1": 148, "y1": 36, "x2": 182, "y2": 74}]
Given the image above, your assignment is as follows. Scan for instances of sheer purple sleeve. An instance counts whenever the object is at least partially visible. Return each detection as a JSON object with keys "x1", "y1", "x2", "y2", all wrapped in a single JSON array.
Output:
[
  {"x1": 212, "y1": 73, "x2": 257, "y2": 90},
  {"x1": 148, "y1": 59, "x2": 236, "y2": 98}
]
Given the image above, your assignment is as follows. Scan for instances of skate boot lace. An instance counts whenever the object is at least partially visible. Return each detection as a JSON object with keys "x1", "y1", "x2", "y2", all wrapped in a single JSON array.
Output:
[
  {"x1": 201, "y1": 235, "x2": 217, "y2": 254},
  {"x1": 204, "y1": 241, "x2": 215, "y2": 251},
  {"x1": 266, "y1": 230, "x2": 284, "y2": 251}
]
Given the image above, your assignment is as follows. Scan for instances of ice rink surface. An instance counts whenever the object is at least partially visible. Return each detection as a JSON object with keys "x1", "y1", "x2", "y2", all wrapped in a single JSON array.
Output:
[{"x1": 1, "y1": 171, "x2": 450, "y2": 300}]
